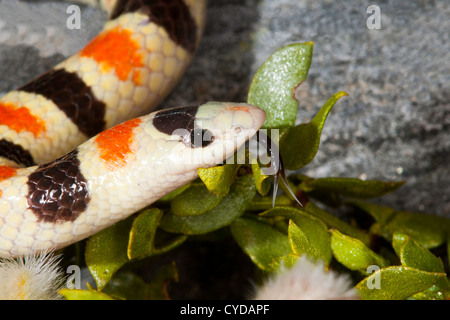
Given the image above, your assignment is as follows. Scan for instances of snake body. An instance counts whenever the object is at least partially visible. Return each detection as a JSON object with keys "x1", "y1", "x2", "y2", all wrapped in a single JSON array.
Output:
[{"x1": 0, "y1": 0, "x2": 267, "y2": 258}]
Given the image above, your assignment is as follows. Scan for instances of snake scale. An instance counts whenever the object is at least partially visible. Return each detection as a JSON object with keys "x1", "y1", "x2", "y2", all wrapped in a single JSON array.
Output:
[{"x1": 0, "y1": 0, "x2": 273, "y2": 258}]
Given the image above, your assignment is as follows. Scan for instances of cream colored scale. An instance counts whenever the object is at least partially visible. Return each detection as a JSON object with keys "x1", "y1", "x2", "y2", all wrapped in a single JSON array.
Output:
[{"x1": 0, "y1": 102, "x2": 266, "y2": 258}]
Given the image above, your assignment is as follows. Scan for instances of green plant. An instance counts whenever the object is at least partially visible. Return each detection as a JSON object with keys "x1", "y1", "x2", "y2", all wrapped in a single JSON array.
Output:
[{"x1": 60, "y1": 42, "x2": 450, "y2": 300}]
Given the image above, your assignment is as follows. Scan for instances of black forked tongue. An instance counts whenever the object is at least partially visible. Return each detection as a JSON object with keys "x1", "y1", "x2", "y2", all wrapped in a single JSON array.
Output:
[{"x1": 255, "y1": 131, "x2": 303, "y2": 208}]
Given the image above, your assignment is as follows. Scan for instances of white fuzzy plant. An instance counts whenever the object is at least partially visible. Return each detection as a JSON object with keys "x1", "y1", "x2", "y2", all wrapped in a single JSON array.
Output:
[
  {"x1": 0, "y1": 251, "x2": 65, "y2": 300},
  {"x1": 0, "y1": 251, "x2": 358, "y2": 300},
  {"x1": 252, "y1": 256, "x2": 359, "y2": 300}
]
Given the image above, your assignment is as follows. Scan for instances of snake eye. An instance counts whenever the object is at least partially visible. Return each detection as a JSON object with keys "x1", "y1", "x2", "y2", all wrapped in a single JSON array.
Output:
[{"x1": 189, "y1": 128, "x2": 215, "y2": 148}]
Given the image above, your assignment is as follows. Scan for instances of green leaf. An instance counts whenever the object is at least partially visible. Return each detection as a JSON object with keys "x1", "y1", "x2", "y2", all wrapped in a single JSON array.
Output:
[
  {"x1": 350, "y1": 201, "x2": 396, "y2": 224},
  {"x1": 383, "y1": 212, "x2": 449, "y2": 249},
  {"x1": 251, "y1": 160, "x2": 271, "y2": 196},
  {"x1": 311, "y1": 91, "x2": 348, "y2": 129},
  {"x1": 85, "y1": 218, "x2": 133, "y2": 290},
  {"x1": 288, "y1": 219, "x2": 332, "y2": 266},
  {"x1": 152, "y1": 233, "x2": 188, "y2": 256},
  {"x1": 280, "y1": 91, "x2": 348, "y2": 170},
  {"x1": 248, "y1": 195, "x2": 292, "y2": 211},
  {"x1": 300, "y1": 177, "x2": 405, "y2": 199},
  {"x1": 230, "y1": 217, "x2": 291, "y2": 271},
  {"x1": 356, "y1": 266, "x2": 447, "y2": 300},
  {"x1": 101, "y1": 263, "x2": 179, "y2": 300},
  {"x1": 410, "y1": 285, "x2": 446, "y2": 300},
  {"x1": 353, "y1": 201, "x2": 450, "y2": 249},
  {"x1": 102, "y1": 272, "x2": 151, "y2": 300},
  {"x1": 127, "y1": 208, "x2": 163, "y2": 260},
  {"x1": 59, "y1": 288, "x2": 115, "y2": 300},
  {"x1": 248, "y1": 42, "x2": 314, "y2": 128},
  {"x1": 331, "y1": 229, "x2": 388, "y2": 273},
  {"x1": 261, "y1": 206, "x2": 332, "y2": 266},
  {"x1": 159, "y1": 174, "x2": 256, "y2": 235},
  {"x1": 197, "y1": 164, "x2": 239, "y2": 196},
  {"x1": 271, "y1": 253, "x2": 301, "y2": 271},
  {"x1": 392, "y1": 232, "x2": 445, "y2": 273},
  {"x1": 171, "y1": 184, "x2": 224, "y2": 216},
  {"x1": 85, "y1": 207, "x2": 181, "y2": 290},
  {"x1": 304, "y1": 202, "x2": 371, "y2": 245}
]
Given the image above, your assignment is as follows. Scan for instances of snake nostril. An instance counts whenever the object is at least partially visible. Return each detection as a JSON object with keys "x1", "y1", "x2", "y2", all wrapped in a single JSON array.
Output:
[{"x1": 234, "y1": 126, "x2": 242, "y2": 133}]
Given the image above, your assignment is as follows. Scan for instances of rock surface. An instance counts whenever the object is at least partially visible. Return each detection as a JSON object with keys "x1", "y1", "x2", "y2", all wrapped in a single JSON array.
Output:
[{"x1": 0, "y1": 0, "x2": 448, "y2": 219}]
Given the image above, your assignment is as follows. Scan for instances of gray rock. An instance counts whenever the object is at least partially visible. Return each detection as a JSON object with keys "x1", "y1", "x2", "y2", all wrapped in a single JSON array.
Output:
[{"x1": 0, "y1": 0, "x2": 448, "y2": 217}]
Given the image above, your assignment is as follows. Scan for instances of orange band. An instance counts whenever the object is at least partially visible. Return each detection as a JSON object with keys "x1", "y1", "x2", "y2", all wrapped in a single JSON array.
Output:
[
  {"x1": 0, "y1": 166, "x2": 17, "y2": 181},
  {"x1": 0, "y1": 102, "x2": 46, "y2": 137},
  {"x1": 95, "y1": 118, "x2": 142, "y2": 170},
  {"x1": 81, "y1": 27, "x2": 144, "y2": 85}
]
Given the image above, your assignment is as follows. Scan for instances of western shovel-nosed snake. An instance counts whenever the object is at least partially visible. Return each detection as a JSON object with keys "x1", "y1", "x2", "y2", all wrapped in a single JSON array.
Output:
[{"x1": 0, "y1": 0, "x2": 299, "y2": 258}]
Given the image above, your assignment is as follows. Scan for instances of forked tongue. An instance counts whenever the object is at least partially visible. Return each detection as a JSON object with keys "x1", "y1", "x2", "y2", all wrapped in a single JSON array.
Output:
[{"x1": 255, "y1": 131, "x2": 303, "y2": 208}]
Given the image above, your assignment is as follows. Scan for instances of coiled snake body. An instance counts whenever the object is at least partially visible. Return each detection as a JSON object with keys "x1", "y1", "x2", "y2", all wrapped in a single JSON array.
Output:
[{"x1": 0, "y1": 0, "x2": 267, "y2": 258}]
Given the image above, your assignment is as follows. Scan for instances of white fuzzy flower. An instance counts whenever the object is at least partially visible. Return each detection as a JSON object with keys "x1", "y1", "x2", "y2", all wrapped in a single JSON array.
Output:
[
  {"x1": 0, "y1": 251, "x2": 65, "y2": 300},
  {"x1": 252, "y1": 256, "x2": 359, "y2": 300}
]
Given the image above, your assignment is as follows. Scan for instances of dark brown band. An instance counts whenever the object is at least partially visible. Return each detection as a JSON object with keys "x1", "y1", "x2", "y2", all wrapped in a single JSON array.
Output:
[
  {"x1": 27, "y1": 149, "x2": 90, "y2": 223},
  {"x1": 0, "y1": 139, "x2": 35, "y2": 167},
  {"x1": 153, "y1": 105, "x2": 198, "y2": 135},
  {"x1": 111, "y1": 0, "x2": 198, "y2": 53},
  {"x1": 19, "y1": 69, "x2": 106, "y2": 138}
]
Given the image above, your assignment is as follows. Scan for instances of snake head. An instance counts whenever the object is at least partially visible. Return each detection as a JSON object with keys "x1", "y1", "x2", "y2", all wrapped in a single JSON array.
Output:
[
  {"x1": 150, "y1": 101, "x2": 266, "y2": 174},
  {"x1": 150, "y1": 102, "x2": 302, "y2": 207}
]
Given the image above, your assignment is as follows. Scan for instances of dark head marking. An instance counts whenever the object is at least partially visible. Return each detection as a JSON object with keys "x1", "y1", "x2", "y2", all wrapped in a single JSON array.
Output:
[
  {"x1": 110, "y1": 0, "x2": 198, "y2": 53},
  {"x1": 153, "y1": 105, "x2": 197, "y2": 134},
  {"x1": 27, "y1": 149, "x2": 90, "y2": 223},
  {"x1": 153, "y1": 105, "x2": 215, "y2": 148}
]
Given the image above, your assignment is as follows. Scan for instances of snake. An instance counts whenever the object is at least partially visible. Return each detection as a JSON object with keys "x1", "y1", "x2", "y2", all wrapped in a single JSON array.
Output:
[{"x1": 0, "y1": 0, "x2": 299, "y2": 259}]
